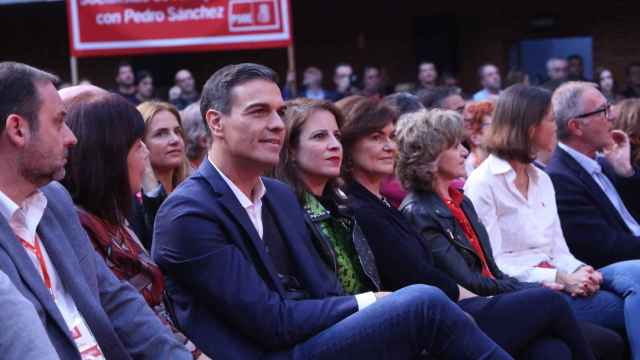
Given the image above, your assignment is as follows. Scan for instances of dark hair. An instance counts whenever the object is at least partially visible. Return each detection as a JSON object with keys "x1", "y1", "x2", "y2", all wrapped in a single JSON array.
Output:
[
  {"x1": 505, "y1": 69, "x2": 528, "y2": 88},
  {"x1": 200, "y1": 63, "x2": 278, "y2": 122},
  {"x1": 115, "y1": 61, "x2": 133, "y2": 76},
  {"x1": 135, "y1": 70, "x2": 152, "y2": 85},
  {"x1": 275, "y1": 98, "x2": 345, "y2": 202},
  {"x1": 477, "y1": 63, "x2": 496, "y2": 80},
  {"x1": 567, "y1": 54, "x2": 583, "y2": 63},
  {"x1": 336, "y1": 95, "x2": 397, "y2": 178},
  {"x1": 417, "y1": 86, "x2": 461, "y2": 109},
  {"x1": 62, "y1": 94, "x2": 145, "y2": 225},
  {"x1": 363, "y1": 65, "x2": 379, "y2": 74},
  {"x1": 486, "y1": 84, "x2": 552, "y2": 163},
  {"x1": 0, "y1": 62, "x2": 57, "y2": 133},
  {"x1": 381, "y1": 92, "x2": 424, "y2": 116}
]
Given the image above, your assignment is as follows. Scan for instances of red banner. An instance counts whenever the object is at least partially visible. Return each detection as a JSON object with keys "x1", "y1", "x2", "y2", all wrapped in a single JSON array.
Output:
[{"x1": 66, "y1": 0, "x2": 293, "y2": 57}]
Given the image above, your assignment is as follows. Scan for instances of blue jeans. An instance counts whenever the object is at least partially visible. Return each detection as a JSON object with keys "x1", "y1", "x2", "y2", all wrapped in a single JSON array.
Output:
[
  {"x1": 560, "y1": 259, "x2": 640, "y2": 359},
  {"x1": 600, "y1": 260, "x2": 640, "y2": 360},
  {"x1": 268, "y1": 284, "x2": 512, "y2": 360}
]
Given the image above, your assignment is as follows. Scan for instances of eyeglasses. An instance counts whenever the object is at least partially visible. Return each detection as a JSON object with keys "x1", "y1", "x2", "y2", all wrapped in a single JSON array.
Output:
[{"x1": 574, "y1": 104, "x2": 611, "y2": 120}]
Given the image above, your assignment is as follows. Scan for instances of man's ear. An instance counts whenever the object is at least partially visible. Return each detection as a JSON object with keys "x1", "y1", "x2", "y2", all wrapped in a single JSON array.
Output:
[
  {"x1": 3, "y1": 114, "x2": 30, "y2": 147},
  {"x1": 205, "y1": 109, "x2": 223, "y2": 138},
  {"x1": 566, "y1": 118, "x2": 583, "y2": 137}
]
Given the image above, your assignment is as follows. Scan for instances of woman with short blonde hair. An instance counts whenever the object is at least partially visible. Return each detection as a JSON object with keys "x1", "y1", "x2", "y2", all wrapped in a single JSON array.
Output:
[{"x1": 395, "y1": 109, "x2": 463, "y2": 192}]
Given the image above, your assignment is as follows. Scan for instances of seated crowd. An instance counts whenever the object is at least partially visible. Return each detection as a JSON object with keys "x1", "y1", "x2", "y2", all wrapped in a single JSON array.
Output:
[{"x1": 1, "y1": 59, "x2": 640, "y2": 360}]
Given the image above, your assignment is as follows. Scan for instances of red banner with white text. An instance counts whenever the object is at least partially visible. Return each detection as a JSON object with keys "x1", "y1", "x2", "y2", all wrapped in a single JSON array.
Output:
[{"x1": 66, "y1": 0, "x2": 293, "y2": 57}]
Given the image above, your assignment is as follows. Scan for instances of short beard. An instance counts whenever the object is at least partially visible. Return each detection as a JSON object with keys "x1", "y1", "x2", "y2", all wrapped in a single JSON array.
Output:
[{"x1": 17, "y1": 141, "x2": 64, "y2": 188}]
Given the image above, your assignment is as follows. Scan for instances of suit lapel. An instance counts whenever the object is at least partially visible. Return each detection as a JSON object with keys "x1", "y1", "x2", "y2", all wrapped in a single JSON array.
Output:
[
  {"x1": 558, "y1": 148, "x2": 629, "y2": 230},
  {"x1": 0, "y1": 217, "x2": 72, "y2": 342},
  {"x1": 201, "y1": 162, "x2": 284, "y2": 294},
  {"x1": 38, "y1": 207, "x2": 122, "y2": 353}
]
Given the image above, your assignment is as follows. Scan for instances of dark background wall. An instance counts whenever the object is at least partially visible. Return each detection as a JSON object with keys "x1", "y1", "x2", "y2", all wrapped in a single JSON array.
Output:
[{"x1": 2, "y1": 1, "x2": 639, "y2": 96}]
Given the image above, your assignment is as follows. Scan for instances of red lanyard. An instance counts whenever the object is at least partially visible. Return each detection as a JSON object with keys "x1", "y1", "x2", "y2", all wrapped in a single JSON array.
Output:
[{"x1": 19, "y1": 234, "x2": 54, "y2": 298}]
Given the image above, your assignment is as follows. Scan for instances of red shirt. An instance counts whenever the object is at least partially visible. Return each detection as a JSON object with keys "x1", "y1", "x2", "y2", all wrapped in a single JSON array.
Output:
[{"x1": 442, "y1": 186, "x2": 495, "y2": 279}]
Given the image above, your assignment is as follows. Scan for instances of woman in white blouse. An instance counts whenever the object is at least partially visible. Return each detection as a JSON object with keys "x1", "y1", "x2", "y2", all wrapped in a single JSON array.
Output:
[{"x1": 465, "y1": 84, "x2": 640, "y2": 359}]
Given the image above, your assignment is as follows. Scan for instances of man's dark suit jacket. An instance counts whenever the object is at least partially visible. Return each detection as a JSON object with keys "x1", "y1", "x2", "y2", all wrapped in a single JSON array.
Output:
[
  {"x1": 546, "y1": 146, "x2": 640, "y2": 268},
  {"x1": 152, "y1": 160, "x2": 358, "y2": 359},
  {"x1": 0, "y1": 182, "x2": 188, "y2": 360}
]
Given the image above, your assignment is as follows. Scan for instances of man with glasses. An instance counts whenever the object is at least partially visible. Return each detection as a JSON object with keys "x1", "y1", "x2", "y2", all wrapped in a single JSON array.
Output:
[{"x1": 547, "y1": 81, "x2": 640, "y2": 268}]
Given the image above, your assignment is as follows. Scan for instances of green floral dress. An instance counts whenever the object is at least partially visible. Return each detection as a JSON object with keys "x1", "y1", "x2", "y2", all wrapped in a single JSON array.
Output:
[{"x1": 303, "y1": 193, "x2": 369, "y2": 294}]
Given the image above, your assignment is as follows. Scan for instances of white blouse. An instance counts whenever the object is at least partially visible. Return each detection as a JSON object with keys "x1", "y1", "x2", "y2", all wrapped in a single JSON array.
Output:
[{"x1": 463, "y1": 154, "x2": 584, "y2": 283}]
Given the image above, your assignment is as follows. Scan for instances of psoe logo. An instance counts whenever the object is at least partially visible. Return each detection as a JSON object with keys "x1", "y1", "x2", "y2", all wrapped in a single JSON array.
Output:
[{"x1": 228, "y1": 0, "x2": 281, "y2": 32}]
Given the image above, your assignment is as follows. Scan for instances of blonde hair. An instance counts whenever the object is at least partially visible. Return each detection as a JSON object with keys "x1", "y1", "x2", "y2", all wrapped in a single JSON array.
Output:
[
  {"x1": 395, "y1": 109, "x2": 463, "y2": 192},
  {"x1": 137, "y1": 101, "x2": 191, "y2": 191}
]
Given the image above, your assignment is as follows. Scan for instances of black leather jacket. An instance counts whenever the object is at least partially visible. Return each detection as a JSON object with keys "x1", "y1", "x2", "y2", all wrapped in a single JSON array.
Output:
[
  {"x1": 400, "y1": 190, "x2": 538, "y2": 296},
  {"x1": 303, "y1": 194, "x2": 382, "y2": 292}
]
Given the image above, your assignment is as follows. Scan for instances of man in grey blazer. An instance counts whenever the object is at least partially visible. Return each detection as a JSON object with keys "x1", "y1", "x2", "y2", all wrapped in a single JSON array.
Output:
[{"x1": 0, "y1": 61, "x2": 190, "y2": 359}]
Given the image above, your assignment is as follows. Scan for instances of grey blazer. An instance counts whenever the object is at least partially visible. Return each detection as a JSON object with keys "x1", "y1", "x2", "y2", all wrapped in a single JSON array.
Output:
[
  {"x1": 1, "y1": 268, "x2": 59, "y2": 359},
  {"x1": 0, "y1": 182, "x2": 190, "y2": 360}
]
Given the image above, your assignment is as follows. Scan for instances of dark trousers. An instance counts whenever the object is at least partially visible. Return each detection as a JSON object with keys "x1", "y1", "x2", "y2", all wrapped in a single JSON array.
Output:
[
  {"x1": 269, "y1": 285, "x2": 512, "y2": 359},
  {"x1": 460, "y1": 287, "x2": 597, "y2": 360}
]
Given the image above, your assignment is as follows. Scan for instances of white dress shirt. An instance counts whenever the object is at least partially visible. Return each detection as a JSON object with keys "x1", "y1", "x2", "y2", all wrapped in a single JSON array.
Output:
[
  {"x1": 464, "y1": 155, "x2": 584, "y2": 283},
  {"x1": 0, "y1": 189, "x2": 103, "y2": 358},
  {"x1": 209, "y1": 158, "x2": 376, "y2": 309},
  {"x1": 210, "y1": 158, "x2": 266, "y2": 238}
]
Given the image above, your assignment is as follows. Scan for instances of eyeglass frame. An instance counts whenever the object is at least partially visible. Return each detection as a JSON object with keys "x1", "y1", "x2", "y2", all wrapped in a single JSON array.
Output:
[{"x1": 573, "y1": 103, "x2": 611, "y2": 121}]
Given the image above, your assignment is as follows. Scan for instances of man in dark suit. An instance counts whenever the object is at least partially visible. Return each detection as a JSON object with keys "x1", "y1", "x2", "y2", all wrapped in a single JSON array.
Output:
[
  {"x1": 547, "y1": 81, "x2": 640, "y2": 269},
  {"x1": 0, "y1": 61, "x2": 190, "y2": 359},
  {"x1": 152, "y1": 63, "x2": 511, "y2": 359}
]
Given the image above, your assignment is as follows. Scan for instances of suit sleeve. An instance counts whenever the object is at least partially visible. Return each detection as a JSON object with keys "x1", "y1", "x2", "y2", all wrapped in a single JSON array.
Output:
[
  {"x1": 0, "y1": 270, "x2": 60, "y2": 360},
  {"x1": 352, "y1": 205, "x2": 460, "y2": 301},
  {"x1": 153, "y1": 194, "x2": 358, "y2": 350},
  {"x1": 549, "y1": 171, "x2": 640, "y2": 268}
]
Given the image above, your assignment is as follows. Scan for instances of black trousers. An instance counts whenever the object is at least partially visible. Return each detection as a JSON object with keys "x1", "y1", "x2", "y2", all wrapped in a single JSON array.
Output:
[{"x1": 459, "y1": 287, "x2": 622, "y2": 360}]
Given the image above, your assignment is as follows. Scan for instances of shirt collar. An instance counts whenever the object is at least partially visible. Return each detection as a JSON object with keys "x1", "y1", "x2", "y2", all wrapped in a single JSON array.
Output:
[
  {"x1": 0, "y1": 189, "x2": 48, "y2": 238},
  {"x1": 558, "y1": 142, "x2": 602, "y2": 174},
  {"x1": 486, "y1": 154, "x2": 541, "y2": 184},
  {"x1": 208, "y1": 157, "x2": 266, "y2": 209},
  {"x1": 0, "y1": 189, "x2": 19, "y2": 222}
]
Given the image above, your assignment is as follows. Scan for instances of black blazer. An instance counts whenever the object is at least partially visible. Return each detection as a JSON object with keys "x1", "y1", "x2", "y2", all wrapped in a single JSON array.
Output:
[
  {"x1": 399, "y1": 189, "x2": 537, "y2": 297},
  {"x1": 546, "y1": 146, "x2": 640, "y2": 268},
  {"x1": 346, "y1": 181, "x2": 459, "y2": 301},
  {"x1": 617, "y1": 166, "x2": 640, "y2": 220}
]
